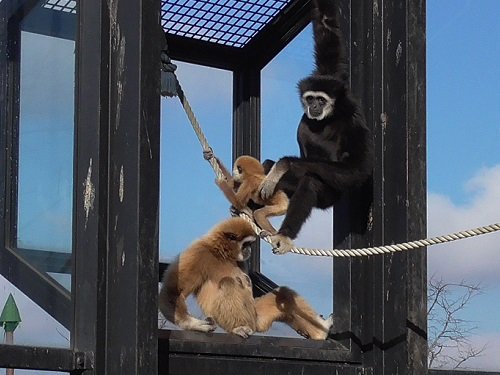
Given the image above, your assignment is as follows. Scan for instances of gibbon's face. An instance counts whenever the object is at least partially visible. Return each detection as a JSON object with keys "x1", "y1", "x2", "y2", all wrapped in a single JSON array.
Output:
[
  {"x1": 224, "y1": 232, "x2": 255, "y2": 261},
  {"x1": 233, "y1": 164, "x2": 243, "y2": 183},
  {"x1": 301, "y1": 91, "x2": 335, "y2": 121},
  {"x1": 215, "y1": 217, "x2": 257, "y2": 261}
]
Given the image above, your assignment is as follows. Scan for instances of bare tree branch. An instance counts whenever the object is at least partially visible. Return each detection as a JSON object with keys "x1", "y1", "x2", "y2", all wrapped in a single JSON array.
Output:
[{"x1": 428, "y1": 275, "x2": 486, "y2": 369}]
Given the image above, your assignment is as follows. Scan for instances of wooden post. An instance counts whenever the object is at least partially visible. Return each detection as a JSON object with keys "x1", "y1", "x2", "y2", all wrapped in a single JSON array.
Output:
[
  {"x1": 73, "y1": 0, "x2": 161, "y2": 373},
  {"x1": 337, "y1": 0, "x2": 428, "y2": 373}
]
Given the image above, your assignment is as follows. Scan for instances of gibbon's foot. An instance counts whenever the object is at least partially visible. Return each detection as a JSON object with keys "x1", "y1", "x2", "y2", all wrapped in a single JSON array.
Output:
[
  {"x1": 260, "y1": 158, "x2": 289, "y2": 199},
  {"x1": 270, "y1": 234, "x2": 295, "y2": 255},
  {"x1": 232, "y1": 325, "x2": 254, "y2": 338},
  {"x1": 259, "y1": 178, "x2": 278, "y2": 200},
  {"x1": 313, "y1": 313, "x2": 335, "y2": 340},
  {"x1": 230, "y1": 206, "x2": 253, "y2": 218},
  {"x1": 296, "y1": 329, "x2": 310, "y2": 339},
  {"x1": 322, "y1": 313, "x2": 335, "y2": 331},
  {"x1": 229, "y1": 206, "x2": 239, "y2": 217},
  {"x1": 297, "y1": 314, "x2": 334, "y2": 341},
  {"x1": 258, "y1": 229, "x2": 272, "y2": 239},
  {"x1": 178, "y1": 316, "x2": 217, "y2": 333}
]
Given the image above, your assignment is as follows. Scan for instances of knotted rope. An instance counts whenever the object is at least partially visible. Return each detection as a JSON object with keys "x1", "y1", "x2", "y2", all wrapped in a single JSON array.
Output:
[
  {"x1": 161, "y1": 51, "x2": 224, "y2": 182},
  {"x1": 161, "y1": 51, "x2": 500, "y2": 257}
]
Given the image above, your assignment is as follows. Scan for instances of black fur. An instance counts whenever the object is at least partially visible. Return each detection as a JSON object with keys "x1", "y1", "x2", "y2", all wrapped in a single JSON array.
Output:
[{"x1": 263, "y1": 0, "x2": 373, "y2": 240}]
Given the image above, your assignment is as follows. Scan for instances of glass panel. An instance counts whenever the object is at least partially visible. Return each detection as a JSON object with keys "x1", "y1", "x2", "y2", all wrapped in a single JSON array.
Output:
[
  {"x1": 427, "y1": 0, "x2": 500, "y2": 370},
  {"x1": 159, "y1": 62, "x2": 232, "y2": 262},
  {"x1": 0, "y1": 275, "x2": 69, "y2": 348},
  {"x1": 159, "y1": 62, "x2": 233, "y2": 332},
  {"x1": 14, "y1": 1, "x2": 76, "y2": 288},
  {"x1": 260, "y1": 25, "x2": 334, "y2": 337}
]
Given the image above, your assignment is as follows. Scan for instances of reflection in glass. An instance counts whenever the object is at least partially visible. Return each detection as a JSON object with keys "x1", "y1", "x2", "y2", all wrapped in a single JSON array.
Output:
[
  {"x1": 160, "y1": 62, "x2": 233, "y2": 262},
  {"x1": 12, "y1": 1, "x2": 76, "y2": 296},
  {"x1": 17, "y1": 30, "x2": 74, "y2": 253},
  {"x1": 261, "y1": 25, "x2": 334, "y2": 323}
]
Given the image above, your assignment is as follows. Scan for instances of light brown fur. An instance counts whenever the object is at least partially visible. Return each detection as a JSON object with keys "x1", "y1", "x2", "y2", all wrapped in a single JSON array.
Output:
[
  {"x1": 159, "y1": 217, "x2": 333, "y2": 339},
  {"x1": 216, "y1": 155, "x2": 289, "y2": 235}
]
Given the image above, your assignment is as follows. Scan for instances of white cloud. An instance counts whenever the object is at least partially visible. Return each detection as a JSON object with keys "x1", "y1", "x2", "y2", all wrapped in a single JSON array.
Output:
[
  {"x1": 428, "y1": 166, "x2": 500, "y2": 371},
  {"x1": 428, "y1": 165, "x2": 500, "y2": 283}
]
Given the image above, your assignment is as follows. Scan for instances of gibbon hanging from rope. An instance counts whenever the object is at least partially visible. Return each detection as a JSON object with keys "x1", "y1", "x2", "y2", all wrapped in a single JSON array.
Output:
[
  {"x1": 258, "y1": 0, "x2": 373, "y2": 254},
  {"x1": 204, "y1": 151, "x2": 288, "y2": 237}
]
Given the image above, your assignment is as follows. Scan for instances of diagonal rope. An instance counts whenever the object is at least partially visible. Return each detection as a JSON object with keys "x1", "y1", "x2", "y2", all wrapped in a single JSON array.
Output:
[
  {"x1": 175, "y1": 81, "x2": 225, "y2": 182},
  {"x1": 161, "y1": 57, "x2": 500, "y2": 258}
]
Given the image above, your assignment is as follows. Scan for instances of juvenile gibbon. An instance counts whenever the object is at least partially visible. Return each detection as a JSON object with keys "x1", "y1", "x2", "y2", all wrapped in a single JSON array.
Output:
[
  {"x1": 214, "y1": 155, "x2": 289, "y2": 236},
  {"x1": 159, "y1": 217, "x2": 333, "y2": 339},
  {"x1": 259, "y1": 0, "x2": 373, "y2": 254}
]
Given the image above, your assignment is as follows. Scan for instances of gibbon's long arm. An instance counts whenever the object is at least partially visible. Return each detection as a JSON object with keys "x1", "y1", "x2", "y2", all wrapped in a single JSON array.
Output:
[
  {"x1": 216, "y1": 179, "x2": 239, "y2": 206},
  {"x1": 216, "y1": 179, "x2": 248, "y2": 210},
  {"x1": 284, "y1": 157, "x2": 369, "y2": 191},
  {"x1": 215, "y1": 159, "x2": 233, "y2": 182},
  {"x1": 234, "y1": 182, "x2": 257, "y2": 209},
  {"x1": 261, "y1": 156, "x2": 368, "y2": 201},
  {"x1": 312, "y1": 0, "x2": 347, "y2": 78}
]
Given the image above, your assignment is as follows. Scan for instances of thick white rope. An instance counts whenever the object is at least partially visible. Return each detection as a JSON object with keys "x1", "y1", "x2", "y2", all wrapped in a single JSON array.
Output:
[
  {"x1": 173, "y1": 78, "x2": 500, "y2": 257},
  {"x1": 175, "y1": 82, "x2": 224, "y2": 182}
]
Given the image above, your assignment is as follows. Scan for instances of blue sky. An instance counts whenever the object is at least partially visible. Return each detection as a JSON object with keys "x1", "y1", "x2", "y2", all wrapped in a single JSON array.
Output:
[
  {"x1": 1, "y1": 0, "x2": 500, "y2": 372},
  {"x1": 427, "y1": 0, "x2": 500, "y2": 205},
  {"x1": 426, "y1": 0, "x2": 500, "y2": 369}
]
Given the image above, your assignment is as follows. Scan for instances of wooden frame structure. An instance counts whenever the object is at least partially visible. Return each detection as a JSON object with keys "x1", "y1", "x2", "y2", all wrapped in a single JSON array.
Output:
[{"x1": 0, "y1": 0, "x2": 432, "y2": 374}]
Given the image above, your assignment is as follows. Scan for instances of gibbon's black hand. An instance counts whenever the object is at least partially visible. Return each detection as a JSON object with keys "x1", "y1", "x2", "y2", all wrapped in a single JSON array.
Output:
[
  {"x1": 230, "y1": 206, "x2": 240, "y2": 217},
  {"x1": 229, "y1": 205, "x2": 252, "y2": 218}
]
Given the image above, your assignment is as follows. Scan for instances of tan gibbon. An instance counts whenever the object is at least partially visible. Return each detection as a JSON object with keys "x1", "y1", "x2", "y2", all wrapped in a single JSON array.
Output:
[
  {"x1": 159, "y1": 217, "x2": 333, "y2": 339},
  {"x1": 214, "y1": 155, "x2": 289, "y2": 236}
]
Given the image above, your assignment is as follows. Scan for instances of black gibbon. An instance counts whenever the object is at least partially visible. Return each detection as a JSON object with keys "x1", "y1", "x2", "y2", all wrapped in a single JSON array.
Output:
[
  {"x1": 259, "y1": 0, "x2": 373, "y2": 254},
  {"x1": 159, "y1": 217, "x2": 333, "y2": 339},
  {"x1": 215, "y1": 155, "x2": 289, "y2": 236}
]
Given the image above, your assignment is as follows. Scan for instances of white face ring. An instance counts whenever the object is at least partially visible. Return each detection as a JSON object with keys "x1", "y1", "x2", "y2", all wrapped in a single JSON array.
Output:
[{"x1": 302, "y1": 91, "x2": 335, "y2": 120}]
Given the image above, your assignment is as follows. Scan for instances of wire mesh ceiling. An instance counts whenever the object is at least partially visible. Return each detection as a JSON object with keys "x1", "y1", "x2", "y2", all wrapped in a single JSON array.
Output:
[
  {"x1": 40, "y1": 0, "x2": 293, "y2": 48},
  {"x1": 42, "y1": 0, "x2": 76, "y2": 14},
  {"x1": 161, "y1": 0, "x2": 291, "y2": 48}
]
